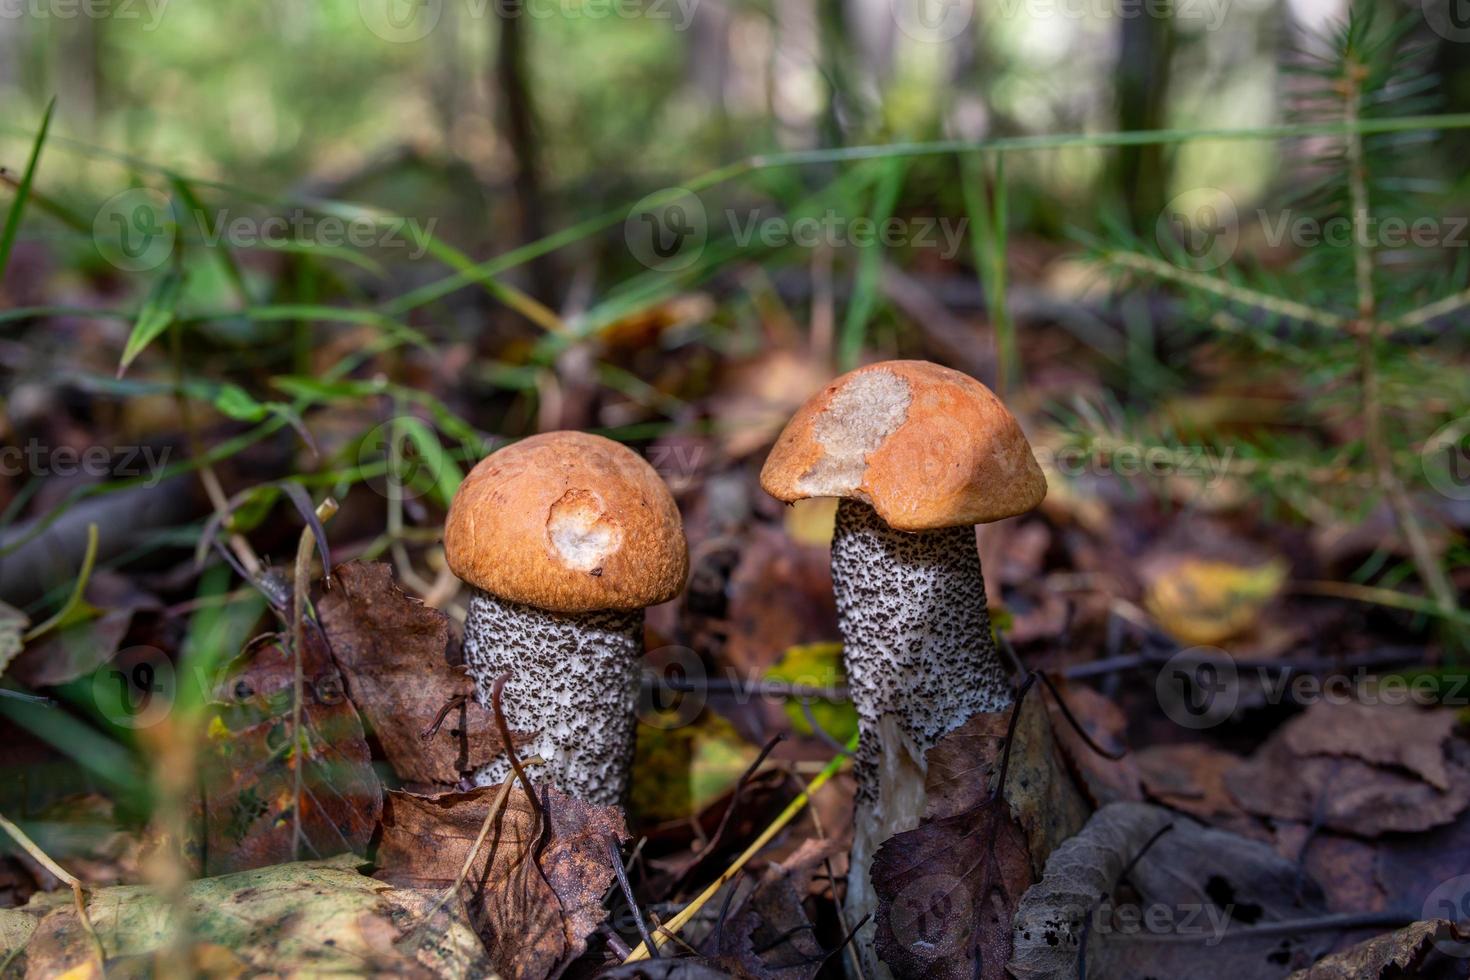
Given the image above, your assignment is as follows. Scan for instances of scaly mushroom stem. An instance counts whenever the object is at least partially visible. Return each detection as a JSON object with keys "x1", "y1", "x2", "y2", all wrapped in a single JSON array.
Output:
[
  {"x1": 462, "y1": 588, "x2": 642, "y2": 807},
  {"x1": 831, "y1": 498, "x2": 1013, "y2": 977}
]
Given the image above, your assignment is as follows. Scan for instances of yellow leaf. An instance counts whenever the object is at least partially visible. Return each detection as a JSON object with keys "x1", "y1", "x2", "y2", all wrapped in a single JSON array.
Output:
[{"x1": 1145, "y1": 557, "x2": 1287, "y2": 646}]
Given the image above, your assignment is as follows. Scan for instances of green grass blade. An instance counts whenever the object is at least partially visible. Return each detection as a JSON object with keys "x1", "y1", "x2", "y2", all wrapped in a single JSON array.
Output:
[
  {"x1": 0, "y1": 99, "x2": 56, "y2": 283},
  {"x1": 118, "y1": 267, "x2": 185, "y2": 377}
]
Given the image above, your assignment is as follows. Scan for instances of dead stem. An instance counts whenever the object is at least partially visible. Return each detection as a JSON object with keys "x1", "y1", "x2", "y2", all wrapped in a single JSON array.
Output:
[{"x1": 0, "y1": 812, "x2": 105, "y2": 973}]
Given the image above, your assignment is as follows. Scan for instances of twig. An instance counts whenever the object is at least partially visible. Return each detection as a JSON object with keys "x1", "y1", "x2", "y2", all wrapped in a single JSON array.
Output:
[
  {"x1": 623, "y1": 734, "x2": 856, "y2": 962},
  {"x1": 606, "y1": 836, "x2": 659, "y2": 959},
  {"x1": 598, "y1": 924, "x2": 632, "y2": 960},
  {"x1": 491, "y1": 673, "x2": 541, "y2": 821},
  {"x1": 1078, "y1": 823, "x2": 1174, "y2": 979},
  {"x1": 289, "y1": 496, "x2": 337, "y2": 859},
  {"x1": 0, "y1": 812, "x2": 105, "y2": 972},
  {"x1": 420, "y1": 694, "x2": 470, "y2": 741},
  {"x1": 1036, "y1": 672, "x2": 1127, "y2": 760},
  {"x1": 800, "y1": 772, "x2": 865, "y2": 980},
  {"x1": 699, "y1": 735, "x2": 785, "y2": 863}
]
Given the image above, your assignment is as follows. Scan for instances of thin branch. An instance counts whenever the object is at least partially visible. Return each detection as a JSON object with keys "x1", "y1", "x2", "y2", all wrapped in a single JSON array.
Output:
[
  {"x1": 606, "y1": 836, "x2": 659, "y2": 959},
  {"x1": 0, "y1": 812, "x2": 105, "y2": 972},
  {"x1": 491, "y1": 673, "x2": 541, "y2": 821}
]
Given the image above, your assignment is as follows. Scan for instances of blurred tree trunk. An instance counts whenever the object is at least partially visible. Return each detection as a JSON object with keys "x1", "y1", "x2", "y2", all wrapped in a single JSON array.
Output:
[
  {"x1": 818, "y1": 0, "x2": 856, "y2": 145},
  {"x1": 494, "y1": 9, "x2": 556, "y2": 303},
  {"x1": 1112, "y1": 8, "x2": 1176, "y2": 230}
]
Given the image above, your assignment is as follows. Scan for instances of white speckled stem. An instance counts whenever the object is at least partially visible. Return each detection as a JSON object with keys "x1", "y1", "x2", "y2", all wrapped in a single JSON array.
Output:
[
  {"x1": 831, "y1": 498, "x2": 1013, "y2": 980},
  {"x1": 461, "y1": 589, "x2": 642, "y2": 807}
]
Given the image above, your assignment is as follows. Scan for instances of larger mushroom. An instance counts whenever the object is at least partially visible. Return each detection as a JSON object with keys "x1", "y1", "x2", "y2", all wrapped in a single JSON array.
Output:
[
  {"x1": 444, "y1": 431, "x2": 688, "y2": 807},
  {"x1": 760, "y1": 360, "x2": 1046, "y2": 973}
]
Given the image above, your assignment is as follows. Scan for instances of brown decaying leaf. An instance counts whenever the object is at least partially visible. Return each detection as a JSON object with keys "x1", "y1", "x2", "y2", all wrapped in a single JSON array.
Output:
[
  {"x1": 1043, "y1": 681, "x2": 1142, "y2": 808},
  {"x1": 375, "y1": 782, "x2": 627, "y2": 980},
  {"x1": 1136, "y1": 743, "x2": 1259, "y2": 836},
  {"x1": 189, "y1": 627, "x2": 382, "y2": 876},
  {"x1": 1286, "y1": 920, "x2": 1469, "y2": 980},
  {"x1": 1281, "y1": 700, "x2": 1459, "y2": 791},
  {"x1": 1009, "y1": 802, "x2": 1332, "y2": 980},
  {"x1": 14, "y1": 854, "x2": 491, "y2": 978},
  {"x1": 318, "y1": 561, "x2": 527, "y2": 787},
  {"x1": 700, "y1": 837, "x2": 844, "y2": 980},
  {"x1": 871, "y1": 692, "x2": 1089, "y2": 980},
  {"x1": 1226, "y1": 705, "x2": 1470, "y2": 838}
]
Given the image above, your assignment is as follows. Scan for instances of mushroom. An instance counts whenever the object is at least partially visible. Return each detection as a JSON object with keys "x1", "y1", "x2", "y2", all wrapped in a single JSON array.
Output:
[
  {"x1": 760, "y1": 360, "x2": 1046, "y2": 972},
  {"x1": 444, "y1": 431, "x2": 688, "y2": 807}
]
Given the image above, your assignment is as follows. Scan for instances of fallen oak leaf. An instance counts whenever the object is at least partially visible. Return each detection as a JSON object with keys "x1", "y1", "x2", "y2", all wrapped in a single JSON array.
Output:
[
  {"x1": 375, "y1": 781, "x2": 627, "y2": 980},
  {"x1": 318, "y1": 561, "x2": 530, "y2": 787},
  {"x1": 1009, "y1": 802, "x2": 1333, "y2": 980}
]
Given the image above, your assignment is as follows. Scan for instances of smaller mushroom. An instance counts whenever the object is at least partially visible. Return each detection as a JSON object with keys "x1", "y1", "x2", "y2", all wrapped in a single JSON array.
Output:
[
  {"x1": 761, "y1": 360, "x2": 1046, "y2": 976},
  {"x1": 444, "y1": 431, "x2": 688, "y2": 806}
]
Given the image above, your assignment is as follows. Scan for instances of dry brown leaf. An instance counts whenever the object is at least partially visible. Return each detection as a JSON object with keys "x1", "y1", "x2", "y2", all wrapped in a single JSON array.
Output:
[
  {"x1": 1009, "y1": 802, "x2": 1332, "y2": 980},
  {"x1": 189, "y1": 628, "x2": 381, "y2": 876},
  {"x1": 375, "y1": 782, "x2": 626, "y2": 980},
  {"x1": 318, "y1": 561, "x2": 527, "y2": 787},
  {"x1": 1136, "y1": 743, "x2": 1249, "y2": 826},
  {"x1": 1226, "y1": 723, "x2": 1470, "y2": 838},
  {"x1": 1044, "y1": 681, "x2": 1142, "y2": 808},
  {"x1": 1281, "y1": 701, "x2": 1459, "y2": 791},
  {"x1": 871, "y1": 692, "x2": 1089, "y2": 980},
  {"x1": 1287, "y1": 920, "x2": 1469, "y2": 979}
]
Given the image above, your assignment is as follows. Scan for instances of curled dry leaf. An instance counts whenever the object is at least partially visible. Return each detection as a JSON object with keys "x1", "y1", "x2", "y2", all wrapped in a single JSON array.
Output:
[
  {"x1": 318, "y1": 561, "x2": 528, "y2": 787},
  {"x1": 1226, "y1": 703, "x2": 1470, "y2": 838},
  {"x1": 1010, "y1": 802, "x2": 1332, "y2": 980},
  {"x1": 189, "y1": 626, "x2": 381, "y2": 876},
  {"x1": 15, "y1": 854, "x2": 490, "y2": 978},
  {"x1": 1286, "y1": 920, "x2": 1469, "y2": 980},
  {"x1": 871, "y1": 692, "x2": 1089, "y2": 980},
  {"x1": 375, "y1": 782, "x2": 627, "y2": 980}
]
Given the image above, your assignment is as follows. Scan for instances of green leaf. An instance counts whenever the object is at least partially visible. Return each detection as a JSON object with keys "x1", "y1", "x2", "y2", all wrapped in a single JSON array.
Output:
[
  {"x1": 117, "y1": 268, "x2": 185, "y2": 377},
  {"x1": 0, "y1": 98, "x2": 55, "y2": 283}
]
